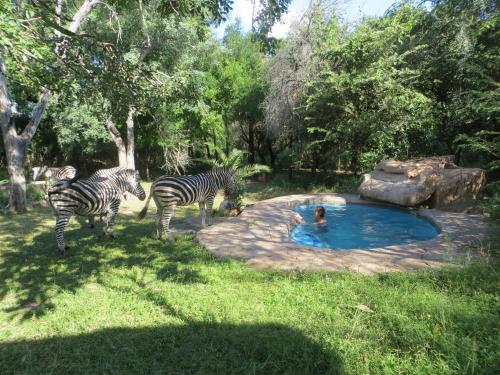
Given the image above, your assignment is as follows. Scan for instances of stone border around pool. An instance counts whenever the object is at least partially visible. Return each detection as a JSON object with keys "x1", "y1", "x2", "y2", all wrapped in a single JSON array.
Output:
[{"x1": 195, "y1": 194, "x2": 493, "y2": 274}]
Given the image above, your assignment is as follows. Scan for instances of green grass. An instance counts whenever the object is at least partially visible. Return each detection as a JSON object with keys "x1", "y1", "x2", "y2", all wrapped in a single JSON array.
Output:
[{"x1": 0, "y1": 176, "x2": 499, "y2": 374}]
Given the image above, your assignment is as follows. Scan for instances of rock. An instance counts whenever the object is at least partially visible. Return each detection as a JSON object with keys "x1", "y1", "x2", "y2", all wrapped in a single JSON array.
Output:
[
  {"x1": 359, "y1": 156, "x2": 485, "y2": 211},
  {"x1": 219, "y1": 199, "x2": 242, "y2": 217}
]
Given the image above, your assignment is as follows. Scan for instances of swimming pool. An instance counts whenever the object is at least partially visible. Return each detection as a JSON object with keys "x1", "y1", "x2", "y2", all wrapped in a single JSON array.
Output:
[{"x1": 290, "y1": 203, "x2": 440, "y2": 250}]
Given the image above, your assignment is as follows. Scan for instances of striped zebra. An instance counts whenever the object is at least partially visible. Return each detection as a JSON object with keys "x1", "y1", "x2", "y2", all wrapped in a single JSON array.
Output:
[
  {"x1": 48, "y1": 169, "x2": 146, "y2": 253},
  {"x1": 33, "y1": 166, "x2": 76, "y2": 182},
  {"x1": 138, "y1": 169, "x2": 236, "y2": 240},
  {"x1": 86, "y1": 166, "x2": 129, "y2": 228},
  {"x1": 88, "y1": 166, "x2": 127, "y2": 183}
]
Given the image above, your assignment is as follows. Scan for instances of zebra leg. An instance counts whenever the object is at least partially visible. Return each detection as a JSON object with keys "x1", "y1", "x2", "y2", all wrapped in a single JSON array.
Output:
[
  {"x1": 155, "y1": 207, "x2": 164, "y2": 240},
  {"x1": 55, "y1": 214, "x2": 71, "y2": 253},
  {"x1": 104, "y1": 202, "x2": 120, "y2": 239},
  {"x1": 199, "y1": 201, "x2": 207, "y2": 227},
  {"x1": 88, "y1": 215, "x2": 95, "y2": 229},
  {"x1": 161, "y1": 205, "x2": 176, "y2": 241},
  {"x1": 206, "y1": 196, "x2": 215, "y2": 226}
]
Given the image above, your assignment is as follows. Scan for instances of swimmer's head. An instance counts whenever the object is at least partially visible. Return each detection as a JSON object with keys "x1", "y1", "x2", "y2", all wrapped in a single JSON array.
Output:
[{"x1": 315, "y1": 206, "x2": 325, "y2": 219}]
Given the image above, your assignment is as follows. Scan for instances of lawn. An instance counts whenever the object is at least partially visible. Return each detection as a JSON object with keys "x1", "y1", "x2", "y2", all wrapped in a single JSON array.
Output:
[{"x1": 0, "y1": 175, "x2": 499, "y2": 374}]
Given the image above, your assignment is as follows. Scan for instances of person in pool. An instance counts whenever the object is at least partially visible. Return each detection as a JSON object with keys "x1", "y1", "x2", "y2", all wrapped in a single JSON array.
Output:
[{"x1": 315, "y1": 206, "x2": 327, "y2": 225}]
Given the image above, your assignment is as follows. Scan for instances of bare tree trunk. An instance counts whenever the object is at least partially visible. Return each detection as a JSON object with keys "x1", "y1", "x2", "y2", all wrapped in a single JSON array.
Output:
[
  {"x1": 2, "y1": 126, "x2": 27, "y2": 211},
  {"x1": 126, "y1": 106, "x2": 135, "y2": 170},
  {"x1": 266, "y1": 139, "x2": 276, "y2": 170},
  {"x1": 248, "y1": 122, "x2": 255, "y2": 164},
  {"x1": 106, "y1": 117, "x2": 127, "y2": 167}
]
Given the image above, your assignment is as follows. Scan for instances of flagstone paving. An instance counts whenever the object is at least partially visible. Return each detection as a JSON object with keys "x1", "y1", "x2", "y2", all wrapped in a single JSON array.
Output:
[{"x1": 185, "y1": 194, "x2": 492, "y2": 274}]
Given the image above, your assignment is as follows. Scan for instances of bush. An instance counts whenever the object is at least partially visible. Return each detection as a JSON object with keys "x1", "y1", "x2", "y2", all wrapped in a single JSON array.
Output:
[
  {"x1": 27, "y1": 185, "x2": 46, "y2": 202},
  {"x1": 0, "y1": 189, "x2": 8, "y2": 207}
]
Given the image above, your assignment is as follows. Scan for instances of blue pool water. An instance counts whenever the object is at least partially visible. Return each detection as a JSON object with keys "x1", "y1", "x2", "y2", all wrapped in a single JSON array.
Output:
[{"x1": 290, "y1": 204, "x2": 439, "y2": 250}]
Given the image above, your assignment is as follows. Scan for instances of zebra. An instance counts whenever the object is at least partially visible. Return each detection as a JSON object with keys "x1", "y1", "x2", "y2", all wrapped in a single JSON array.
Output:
[
  {"x1": 138, "y1": 169, "x2": 236, "y2": 240},
  {"x1": 32, "y1": 166, "x2": 76, "y2": 182},
  {"x1": 88, "y1": 166, "x2": 132, "y2": 200},
  {"x1": 48, "y1": 169, "x2": 146, "y2": 253},
  {"x1": 88, "y1": 166, "x2": 127, "y2": 183},
  {"x1": 86, "y1": 166, "x2": 129, "y2": 228}
]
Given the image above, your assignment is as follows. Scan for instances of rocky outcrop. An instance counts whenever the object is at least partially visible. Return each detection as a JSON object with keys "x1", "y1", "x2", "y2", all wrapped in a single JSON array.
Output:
[{"x1": 358, "y1": 156, "x2": 486, "y2": 210}]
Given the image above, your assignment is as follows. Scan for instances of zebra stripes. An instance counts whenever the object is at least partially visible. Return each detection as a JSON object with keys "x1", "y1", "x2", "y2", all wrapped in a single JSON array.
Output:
[
  {"x1": 33, "y1": 166, "x2": 76, "y2": 182},
  {"x1": 88, "y1": 167, "x2": 127, "y2": 183},
  {"x1": 86, "y1": 167, "x2": 128, "y2": 228},
  {"x1": 138, "y1": 169, "x2": 236, "y2": 240},
  {"x1": 48, "y1": 169, "x2": 146, "y2": 253}
]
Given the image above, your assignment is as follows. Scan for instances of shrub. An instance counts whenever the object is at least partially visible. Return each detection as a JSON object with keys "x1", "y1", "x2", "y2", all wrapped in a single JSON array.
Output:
[{"x1": 27, "y1": 185, "x2": 46, "y2": 202}]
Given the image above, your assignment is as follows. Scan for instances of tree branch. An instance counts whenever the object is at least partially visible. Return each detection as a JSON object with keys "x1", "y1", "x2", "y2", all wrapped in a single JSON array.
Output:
[
  {"x1": 106, "y1": 117, "x2": 125, "y2": 147},
  {"x1": 20, "y1": 87, "x2": 50, "y2": 143},
  {"x1": 0, "y1": 56, "x2": 12, "y2": 132},
  {"x1": 69, "y1": 0, "x2": 100, "y2": 32}
]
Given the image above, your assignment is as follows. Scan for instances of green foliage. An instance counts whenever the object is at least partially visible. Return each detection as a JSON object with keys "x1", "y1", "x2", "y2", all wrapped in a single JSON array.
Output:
[
  {"x1": 51, "y1": 100, "x2": 111, "y2": 157},
  {"x1": 0, "y1": 188, "x2": 7, "y2": 207},
  {"x1": 26, "y1": 185, "x2": 45, "y2": 202},
  {"x1": 198, "y1": 146, "x2": 270, "y2": 208},
  {"x1": 262, "y1": 0, "x2": 499, "y2": 174},
  {"x1": 303, "y1": 4, "x2": 440, "y2": 172},
  {"x1": 456, "y1": 131, "x2": 500, "y2": 219}
]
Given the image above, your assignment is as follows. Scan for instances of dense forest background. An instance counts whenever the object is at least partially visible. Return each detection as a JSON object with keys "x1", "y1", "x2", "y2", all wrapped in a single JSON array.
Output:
[{"x1": 1, "y1": 0, "x2": 499, "y2": 209}]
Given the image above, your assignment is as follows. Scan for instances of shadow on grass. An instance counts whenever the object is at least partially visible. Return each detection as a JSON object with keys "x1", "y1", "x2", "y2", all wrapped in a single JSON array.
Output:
[
  {"x1": 0, "y1": 322, "x2": 343, "y2": 374},
  {"x1": 0, "y1": 212, "x2": 227, "y2": 320}
]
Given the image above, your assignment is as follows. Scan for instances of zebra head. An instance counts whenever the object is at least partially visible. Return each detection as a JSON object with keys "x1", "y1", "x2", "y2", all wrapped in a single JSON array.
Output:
[{"x1": 122, "y1": 169, "x2": 146, "y2": 201}]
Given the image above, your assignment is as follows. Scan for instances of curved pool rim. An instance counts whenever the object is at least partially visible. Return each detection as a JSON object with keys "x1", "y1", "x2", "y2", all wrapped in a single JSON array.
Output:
[
  {"x1": 290, "y1": 202, "x2": 441, "y2": 251},
  {"x1": 195, "y1": 193, "x2": 490, "y2": 274}
]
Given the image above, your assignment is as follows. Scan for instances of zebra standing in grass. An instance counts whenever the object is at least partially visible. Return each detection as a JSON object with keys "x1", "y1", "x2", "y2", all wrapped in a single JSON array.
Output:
[
  {"x1": 48, "y1": 169, "x2": 146, "y2": 253},
  {"x1": 86, "y1": 166, "x2": 129, "y2": 228},
  {"x1": 138, "y1": 169, "x2": 236, "y2": 240},
  {"x1": 32, "y1": 166, "x2": 76, "y2": 182}
]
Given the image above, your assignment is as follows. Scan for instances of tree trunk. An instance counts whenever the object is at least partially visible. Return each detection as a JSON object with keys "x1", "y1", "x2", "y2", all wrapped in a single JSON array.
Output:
[
  {"x1": 267, "y1": 139, "x2": 276, "y2": 171},
  {"x1": 248, "y1": 122, "x2": 255, "y2": 163},
  {"x1": 2, "y1": 125, "x2": 27, "y2": 212},
  {"x1": 126, "y1": 106, "x2": 135, "y2": 170},
  {"x1": 106, "y1": 117, "x2": 127, "y2": 167},
  {"x1": 8, "y1": 152, "x2": 27, "y2": 212},
  {"x1": 1, "y1": 56, "x2": 50, "y2": 212}
]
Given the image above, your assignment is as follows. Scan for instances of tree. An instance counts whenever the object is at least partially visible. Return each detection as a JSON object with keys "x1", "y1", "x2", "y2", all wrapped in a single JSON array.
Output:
[
  {"x1": 0, "y1": 0, "x2": 105, "y2": 212},
  {"x1": 263, "y1": 0, "x2": 338, "y2": 174}
]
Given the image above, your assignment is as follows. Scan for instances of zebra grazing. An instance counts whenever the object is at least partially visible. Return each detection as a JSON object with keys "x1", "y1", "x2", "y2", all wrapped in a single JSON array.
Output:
[
  {"x1": 33, "y1": 166, "x2": 76, "y2": 182},
  {"x1": 48, "y1": 169, "x2": 146, "y2": 253},
  {"x1": 138, "y1": 169, "x2": 236, "y2": 240}
]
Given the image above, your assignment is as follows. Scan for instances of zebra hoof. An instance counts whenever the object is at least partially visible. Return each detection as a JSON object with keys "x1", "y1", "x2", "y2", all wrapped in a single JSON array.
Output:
[
  {"x1": 109, "y1": 234, "x2": 116, "y2": 240},
  {"x1": 58, "y1": 245, "x2": 69, "y2": 254}
]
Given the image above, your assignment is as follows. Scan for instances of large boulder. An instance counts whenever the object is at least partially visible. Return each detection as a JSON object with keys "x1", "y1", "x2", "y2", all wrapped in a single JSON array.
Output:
[{"x1": 358, "y1": 156, "x2": 486, "y2": 210}]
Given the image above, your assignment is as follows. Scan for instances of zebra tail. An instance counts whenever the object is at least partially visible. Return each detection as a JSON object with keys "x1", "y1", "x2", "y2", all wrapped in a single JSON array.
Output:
[
  {"x1": 47, "y1": 175, "x2": 80, "y2": 195},
  {"x1": 138, "y1": 184, "x2": 154, "y2": 220}
]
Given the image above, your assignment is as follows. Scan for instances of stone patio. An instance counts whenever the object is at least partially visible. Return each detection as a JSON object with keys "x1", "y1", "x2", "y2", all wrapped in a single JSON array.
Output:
[{"x1": 189, "y1": 194, "x2": 493, "y2": 274}]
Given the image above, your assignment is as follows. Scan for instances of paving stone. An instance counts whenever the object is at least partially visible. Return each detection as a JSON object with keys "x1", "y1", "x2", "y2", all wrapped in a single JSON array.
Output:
[{"x1": 188, "y1": 194, "x2": 493, "y2": 274}]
